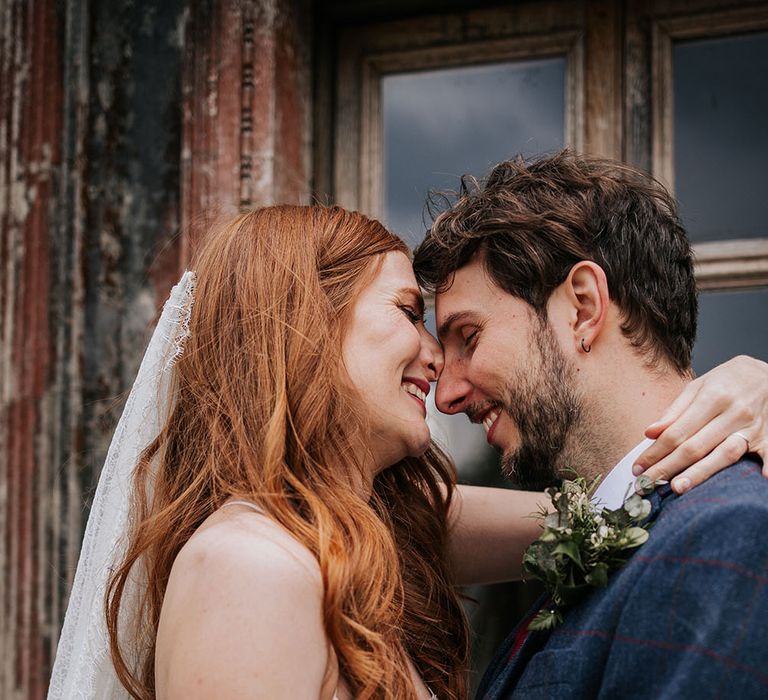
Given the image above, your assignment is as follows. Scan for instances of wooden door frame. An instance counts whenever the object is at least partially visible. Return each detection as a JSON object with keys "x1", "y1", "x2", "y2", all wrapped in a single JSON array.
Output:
[{"x1": 328, "y1": 1, "x2": 626, "y2": 218}]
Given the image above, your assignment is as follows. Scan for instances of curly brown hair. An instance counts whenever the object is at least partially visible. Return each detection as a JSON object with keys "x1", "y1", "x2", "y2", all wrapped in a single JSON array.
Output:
[{"x1": 413, "y1": 150, "x2": 697, "y2": 373}]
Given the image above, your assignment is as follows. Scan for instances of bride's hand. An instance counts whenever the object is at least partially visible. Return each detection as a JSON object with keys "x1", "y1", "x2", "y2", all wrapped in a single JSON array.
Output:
[{"x1": 633, "y1": 355, "x2": 768, "y2": 493}]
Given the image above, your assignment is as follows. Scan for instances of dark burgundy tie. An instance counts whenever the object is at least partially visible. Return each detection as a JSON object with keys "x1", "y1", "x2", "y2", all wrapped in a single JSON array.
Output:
[{"x1": 508, "y1": 597, "x2": 552, "y2": 660}]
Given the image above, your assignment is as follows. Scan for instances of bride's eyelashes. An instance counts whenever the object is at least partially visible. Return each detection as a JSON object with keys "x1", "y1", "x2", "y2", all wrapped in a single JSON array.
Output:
[{"x1": 398, "y1": 304, "x2": 424, "y2": 325}]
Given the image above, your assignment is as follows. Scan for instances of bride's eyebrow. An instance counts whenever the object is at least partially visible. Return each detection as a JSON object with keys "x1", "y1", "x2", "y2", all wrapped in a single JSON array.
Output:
[{"x1": 397, "y1": 287, "x2": 425, "y2": 316}]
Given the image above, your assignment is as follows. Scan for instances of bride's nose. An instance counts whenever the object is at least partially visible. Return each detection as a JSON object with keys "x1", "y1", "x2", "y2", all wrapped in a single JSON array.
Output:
[{"x1": 420, "y1": 328, "x2": 444, "y2": 382}]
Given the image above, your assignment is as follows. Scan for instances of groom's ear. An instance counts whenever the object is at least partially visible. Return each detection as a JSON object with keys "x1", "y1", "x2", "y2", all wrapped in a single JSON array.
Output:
[{"x1": 560, "y1": 261, "x2": 610, "y2": 352}]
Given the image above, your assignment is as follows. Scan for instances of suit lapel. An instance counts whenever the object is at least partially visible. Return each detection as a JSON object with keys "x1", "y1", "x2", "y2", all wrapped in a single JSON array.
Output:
[
  {"x1": 478, "y1": 485, "x2": 674, "y2": 700},
  {"x1": 476, "y1": 593, "x2": 553, "y2": 700},
  {"x1": 645, "y1": 483, "x2": 673, "y2": 523}
]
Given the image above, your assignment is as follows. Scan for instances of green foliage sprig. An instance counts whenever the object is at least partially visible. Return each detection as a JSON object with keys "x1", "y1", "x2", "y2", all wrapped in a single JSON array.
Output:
[{"x1": 522, "y1": 474, "x2": 663, "y2": 631}]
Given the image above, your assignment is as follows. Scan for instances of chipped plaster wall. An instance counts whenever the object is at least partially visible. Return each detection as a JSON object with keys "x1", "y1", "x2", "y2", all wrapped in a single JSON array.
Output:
[{"x1": 0, "y1": 1, "x2": 311, "y2": 696}]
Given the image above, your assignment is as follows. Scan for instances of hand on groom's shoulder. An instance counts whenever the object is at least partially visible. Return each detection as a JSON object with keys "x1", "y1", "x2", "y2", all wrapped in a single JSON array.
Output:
[{"x1": 506, "y1": 456, "x2": 768, "y2": 700}]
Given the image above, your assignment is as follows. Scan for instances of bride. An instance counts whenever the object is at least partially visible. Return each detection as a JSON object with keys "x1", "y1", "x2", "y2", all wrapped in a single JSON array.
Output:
[{"x1": 48, "y1": 205, "x2": 768, "y2": 699}]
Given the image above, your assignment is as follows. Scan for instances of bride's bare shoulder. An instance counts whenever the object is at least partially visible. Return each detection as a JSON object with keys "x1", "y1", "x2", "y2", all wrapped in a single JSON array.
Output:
[
  {"x1": 155, "y1": 505, "x2": 328, "y2": 698},
  {"x1": 173, "y1": 504, "x2": 322, "y2": 589}
]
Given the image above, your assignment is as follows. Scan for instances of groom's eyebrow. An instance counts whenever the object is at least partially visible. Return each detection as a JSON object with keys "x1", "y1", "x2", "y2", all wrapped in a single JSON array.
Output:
[{"x1": 438, "y1": 311, "x2": 476, "y2": 341}]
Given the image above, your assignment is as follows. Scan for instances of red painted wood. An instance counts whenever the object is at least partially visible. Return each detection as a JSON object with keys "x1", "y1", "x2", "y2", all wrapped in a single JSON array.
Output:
[
  {"x1": 1, "y1": 0, "x2": 62, "y2": 696},
  {"x1": 1, "y1": 2, "x2": 312, "y2": 697},
  {"x1": 181, "y1": 0, "x2": 311, "y2": 264}
]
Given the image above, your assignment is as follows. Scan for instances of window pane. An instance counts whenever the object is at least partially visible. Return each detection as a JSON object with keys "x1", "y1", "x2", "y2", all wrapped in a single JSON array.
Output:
[
  {"x1": 382, "y1": 58, "x2": 566, "y2": 248},
  {"x1": 693, "y1": 288, "x2": 768, "y2": 374},
  {"x1": 673, "y1": 32, "x2": 768, "y2": 243}
]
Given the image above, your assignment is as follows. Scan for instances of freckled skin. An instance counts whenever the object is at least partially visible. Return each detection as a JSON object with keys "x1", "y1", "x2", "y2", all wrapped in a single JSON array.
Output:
[{"x1": 342, "y1": 252, "x2": 442, "y2": 475}]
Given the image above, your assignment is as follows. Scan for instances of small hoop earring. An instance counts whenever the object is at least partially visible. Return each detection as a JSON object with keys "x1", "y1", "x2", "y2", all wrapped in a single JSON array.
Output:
[{"x1": 581, "y1": 338, "x2": 591, "y2": 353}]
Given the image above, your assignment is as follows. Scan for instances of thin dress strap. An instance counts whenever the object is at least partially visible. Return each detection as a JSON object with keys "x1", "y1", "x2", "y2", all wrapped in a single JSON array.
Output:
[{"x1": 220, "y1": 500, "x2": 264, "y2": 513}]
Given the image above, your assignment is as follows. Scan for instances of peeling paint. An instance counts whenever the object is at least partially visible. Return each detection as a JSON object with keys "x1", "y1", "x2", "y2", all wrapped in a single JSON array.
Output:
[
  {"x1": 9, "y1": 180, "x2": 30, "y2": 224},
  {"x1": 171, "y1": 6, "x2": 190, "y2": 49},
  {"x1": 2, "y1": 0, "x2": 189, "y2": 696},
  {"x1": 95, "y1": 79, "x2": 113, "y2": 110},
  {"x1": 2, "y1": 1, "x2": 311, "y2": 697}
]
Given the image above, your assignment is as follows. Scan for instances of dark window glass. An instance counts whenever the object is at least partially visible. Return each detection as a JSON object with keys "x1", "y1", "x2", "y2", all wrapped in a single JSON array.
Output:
[
  {"x1": 673, "y1": 32, "x2": 768, "y2": 242},
  {"x1": 693, "y1": 288, "x2": 768, "y2": 373},
  {"x1": 382, "y1": 57, "x2": 566, "y2": 248}
]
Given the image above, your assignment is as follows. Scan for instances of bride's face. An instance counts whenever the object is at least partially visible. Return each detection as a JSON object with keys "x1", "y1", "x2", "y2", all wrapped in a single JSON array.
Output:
[{"x1": 341, "y1": 251, "x2": 443, "y2": 473}]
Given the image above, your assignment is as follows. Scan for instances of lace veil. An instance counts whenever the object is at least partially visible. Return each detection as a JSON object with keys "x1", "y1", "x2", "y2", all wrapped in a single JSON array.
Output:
[{"x1": 48, "y1": 271, "x2": 197, "y2": 699}]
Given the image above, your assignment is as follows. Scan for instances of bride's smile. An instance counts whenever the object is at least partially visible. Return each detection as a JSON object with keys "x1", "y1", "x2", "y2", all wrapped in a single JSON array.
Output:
[{"x1": 341, "y1": 250, "x2": 442, "y2": 474}]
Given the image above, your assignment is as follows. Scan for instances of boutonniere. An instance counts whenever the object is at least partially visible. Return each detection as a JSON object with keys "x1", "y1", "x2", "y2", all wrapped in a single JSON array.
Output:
[{"x1": 522, "y1": 474, "x2": 664, "y2": 631}]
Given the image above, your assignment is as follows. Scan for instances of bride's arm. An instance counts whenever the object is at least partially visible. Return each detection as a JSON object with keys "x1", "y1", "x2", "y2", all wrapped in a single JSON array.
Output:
[
  {"x1": 447, "y1": 355, "x2": 768, "y2": 586},
  {"x1": 447, "y1": 485, "x2": 546, "y2": 585}
]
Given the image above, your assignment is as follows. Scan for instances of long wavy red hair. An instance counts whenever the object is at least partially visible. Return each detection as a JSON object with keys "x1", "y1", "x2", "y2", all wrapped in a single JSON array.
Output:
[{"x1": 105, "y1": 205, "x2": 470, "y2": 699}]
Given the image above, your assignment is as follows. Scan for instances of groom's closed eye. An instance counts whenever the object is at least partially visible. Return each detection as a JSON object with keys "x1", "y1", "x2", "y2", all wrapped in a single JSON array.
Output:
[
  {"x1": 461, "y1": 326, "x2": 480, "y2": 349},
  {"x1": 437, "y1": 311, "x2": 482, "y2": 344}
]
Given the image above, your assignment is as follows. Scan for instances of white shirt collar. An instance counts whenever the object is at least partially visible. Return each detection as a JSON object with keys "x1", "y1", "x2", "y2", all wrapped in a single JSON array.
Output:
[{"x1": 591, "y1": 438, "x2": 655, "y2": 510}]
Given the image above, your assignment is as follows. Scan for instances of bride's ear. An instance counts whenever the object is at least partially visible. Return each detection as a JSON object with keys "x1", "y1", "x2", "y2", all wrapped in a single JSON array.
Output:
[{"x1": 563, "y1": 261, "x2": 610, "y2": 353}]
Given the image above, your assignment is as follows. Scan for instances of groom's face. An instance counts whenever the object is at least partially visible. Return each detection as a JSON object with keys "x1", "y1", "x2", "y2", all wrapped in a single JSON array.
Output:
[{"x1": 434, "y1": 255, "x2": 583, "y2": 490}]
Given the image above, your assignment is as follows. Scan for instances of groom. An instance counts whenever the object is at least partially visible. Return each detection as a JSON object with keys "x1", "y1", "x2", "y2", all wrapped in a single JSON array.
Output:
[{"x1": 413, "y1": 151, "x2": 768, "y2": 698}]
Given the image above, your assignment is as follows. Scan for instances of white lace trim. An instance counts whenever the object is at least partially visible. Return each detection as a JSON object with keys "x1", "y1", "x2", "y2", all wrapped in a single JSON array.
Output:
[
  {"x1": 163, "y1": 272, "x2": 196, "y2": 370},
  {"x1": 48, "y1": 271, "x2": 197, "y2": 700}
]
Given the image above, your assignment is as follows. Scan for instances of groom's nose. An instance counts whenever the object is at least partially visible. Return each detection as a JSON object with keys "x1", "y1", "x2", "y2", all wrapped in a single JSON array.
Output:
[{"x1": 435, "y1": 362, "x2": 472, "y2": 415}]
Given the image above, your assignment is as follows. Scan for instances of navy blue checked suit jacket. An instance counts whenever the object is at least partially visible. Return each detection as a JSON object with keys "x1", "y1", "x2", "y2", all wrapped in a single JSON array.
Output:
[{"x1": 477, "y1": 457, "x2": 768, "y2": 700}]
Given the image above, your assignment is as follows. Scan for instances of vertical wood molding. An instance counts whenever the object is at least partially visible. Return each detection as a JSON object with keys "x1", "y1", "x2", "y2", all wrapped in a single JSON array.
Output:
[
  {"x1": 359, "y1": 57, "x2": 382, "y2": 218},
  {"x1": 566, "y1": 31, "x2": 586, "y2": 154},
  {"x1": 273, "y1": 0, "x2": 312, "y2": 207},
  {"x1": 48, "y1": 0, "x2": 89, "y2": 687},
  {"x1": 0, "y1": 0, "x2": 63, "y2": 696},
  {"x1": 651, "y1": 18, "x2": 674, "y2": 190},
  {"x1": 180, "y1": 0, "x2": 238, "y2": 259},
  {"x1": 623, "y1": 0, "x2": 653, "y2": 171},
  {"x1": 583, "y1": 0, "x2": 623, "y2": 159},
  {"x1": 181, "y1": 0, "x2": 312, "y2": 264},
  {"x1": 333, "y1": 28, "x2": 363, "y2": 211}
]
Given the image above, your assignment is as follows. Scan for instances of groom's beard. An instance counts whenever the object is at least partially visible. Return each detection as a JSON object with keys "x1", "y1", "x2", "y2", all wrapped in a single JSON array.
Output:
[{"x1": 500, "y1": 317, "x2": 584, "y2": 491}]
